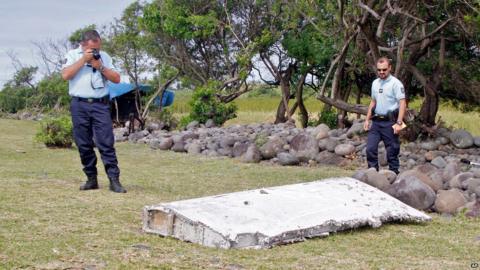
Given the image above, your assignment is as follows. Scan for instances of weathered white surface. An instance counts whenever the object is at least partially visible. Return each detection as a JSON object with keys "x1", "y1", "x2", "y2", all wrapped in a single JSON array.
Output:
[{"x1": 143, "y1": 177, "x2": 431, "y2": 249}]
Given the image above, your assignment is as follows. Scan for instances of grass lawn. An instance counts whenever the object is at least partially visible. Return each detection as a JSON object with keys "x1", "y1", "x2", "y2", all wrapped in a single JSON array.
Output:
[{"x1": 0, "y1": 118, "x2": 479, "y2": 269}]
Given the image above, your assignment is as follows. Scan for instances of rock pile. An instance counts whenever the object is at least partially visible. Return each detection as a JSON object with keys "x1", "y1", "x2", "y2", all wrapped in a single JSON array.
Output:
[{"x1": 115, "y1": 119, "x2": 480, "y2": 216}]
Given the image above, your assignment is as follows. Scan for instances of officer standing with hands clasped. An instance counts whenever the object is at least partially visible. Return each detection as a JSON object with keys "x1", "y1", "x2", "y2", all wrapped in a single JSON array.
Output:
[
  {"x1": 62, "y1": 30, "x2": 126, "y2": 193},
  {"x1": 363, "y1": 57, "x2": 406, "y2": 175}
]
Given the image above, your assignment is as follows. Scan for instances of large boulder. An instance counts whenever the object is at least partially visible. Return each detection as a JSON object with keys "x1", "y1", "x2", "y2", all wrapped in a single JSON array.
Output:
[
  {"x1": 232, "y1": 141, "x2": 249, "y2": 158},
  {"x1": 346, "y1": 122, "x2": 365, "y2": 138},
  {"x1": 434, "y1": 189, "x2": 467, "y2": 214},
  {"x1": 241, "y1": 144, "x2": 261, "y2": 163},
  {"x1": 443, "y1": 162, "x2": 461, "y2": 182},
  {"x1": 158, "y1": 137, "x2": 174, "y2": 150},
  {"x1": 315, "y1": 150, "x2": 345, "y2": 165},
  {"x1": 290, "y1": 133, "x2": 319, "y2": 162},
  {"x1": 388, "y1": 172, "x2": 436, "y2": 210},
  {"x1": 448, "y1": 172, "x2": 474, "y2": 189},
  {"x1": 400, "y1": 170, "x2": 442, "y2": 192},
  {"x1": 260, "y1": 136, "x2": 286, "y2": 159},
  {"x1": 277, "y1": 152, "x2": 300, "y2": 166},
  {"x1": 186, "y1": 142, "x2": 202, "y2": 155},
  {"x1": 334, "y1": 143, "x2": 356, "y2": 156},
  {"x1": 318, "y1": 138, "x2": 339, "y2": 152},
  {"x1": 449, "y1": 129, "x2": 474, "y2": 149},
  {"x1": 365, "y1": 169, "x2": 391, "y2": 191},
  {"x1": 310, "y1": 124, "x2": 330, "y2": 140}
]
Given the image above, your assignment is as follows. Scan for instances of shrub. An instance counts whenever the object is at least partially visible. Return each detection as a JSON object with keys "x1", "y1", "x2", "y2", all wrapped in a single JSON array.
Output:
[
  {"x1": 309, "y1": 108, "x2": 338, "y2": 128},
  {"x1": 186, "y1": 83, "x2": 237, "y2": 126},
  {"x1": 318, "y1": 108, "x2": 338, "y2": 129},
  {"x1": 35, "y1": 115, "x2": 73, "y2": 148}
]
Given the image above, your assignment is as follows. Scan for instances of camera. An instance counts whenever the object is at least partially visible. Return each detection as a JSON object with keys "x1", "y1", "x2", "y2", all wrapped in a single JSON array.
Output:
[{"x1": 92, "y1": 49, "x2": 101, "y2": 60}]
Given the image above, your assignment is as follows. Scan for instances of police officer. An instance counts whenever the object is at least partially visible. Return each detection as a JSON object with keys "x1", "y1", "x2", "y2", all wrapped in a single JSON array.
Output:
[
  {"x1": 363, "y1": 57, "x2": 406, "y2": 174},
  {"x1": 62, "y1": 30, "x2": 126, "y2": 193}
]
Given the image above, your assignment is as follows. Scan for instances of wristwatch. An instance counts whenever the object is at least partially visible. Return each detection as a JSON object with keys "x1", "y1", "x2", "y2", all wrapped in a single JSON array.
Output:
[
  {"x1": 99, "y1": 64, "x2": 105, "y2": 73},
  {"x1": 396, "y1": 120, "x2": 402, "y2": 125}
]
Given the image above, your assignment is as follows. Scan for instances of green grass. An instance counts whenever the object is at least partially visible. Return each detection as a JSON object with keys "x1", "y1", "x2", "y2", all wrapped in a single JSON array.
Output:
[{"x1": 1, "y1": 119, "x2": 479, "y2": 269}]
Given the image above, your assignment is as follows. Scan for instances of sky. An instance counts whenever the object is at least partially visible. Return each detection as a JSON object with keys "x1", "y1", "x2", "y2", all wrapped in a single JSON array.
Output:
[{"x1": 0, "y1": 0, "x2": 137, "y2": 88}]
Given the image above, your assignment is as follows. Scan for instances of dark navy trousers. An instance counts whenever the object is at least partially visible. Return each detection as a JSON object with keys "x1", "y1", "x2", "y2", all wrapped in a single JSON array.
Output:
[
  {"x1": 366, "y1": 120, "x2": 400, "y2": 173},
  {"x1": 70, "y1": 98, "x2": 120, "y2": 179}
]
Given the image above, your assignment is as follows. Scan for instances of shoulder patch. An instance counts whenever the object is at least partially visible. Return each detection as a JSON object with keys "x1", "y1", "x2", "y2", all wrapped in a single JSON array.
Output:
[{"x1": 401, "y1": 87, "x2": 405, "y2": 93}]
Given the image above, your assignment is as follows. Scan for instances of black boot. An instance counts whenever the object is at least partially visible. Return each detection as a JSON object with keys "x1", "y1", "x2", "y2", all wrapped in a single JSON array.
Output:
[
  {"x1": 80, "y1": 175, "x2": 98, "y2": 190},
  {"x1": 109, "y1": 177, "x2": 127, "y2": 193}
]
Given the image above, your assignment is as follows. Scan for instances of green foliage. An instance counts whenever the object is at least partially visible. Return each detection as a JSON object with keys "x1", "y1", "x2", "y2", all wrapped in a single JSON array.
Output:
[
  {"x1": 254, "y1": 132, "x2": 268, "y2": 148},
  {"x1": 178, "y1": 115, "x2": 193, "y2": 129},
  {"x1": 150, "y1": 108, "x2": 178, "y2": 130},
  {"x1": 35, "y1": 115, "x2": 73, "y2": 148},
  {"x1": 0, "y1": 86, "x2": 34, "y2": 113},
  {"x1": 34, "y1": 73, "x2": 69, "y2": 110},
  {"x1": 311, "y1": 108, "x2": 337, "y2": 128},
  {"x1": 185, "y1": 82, "x2": 237, "y2": 126}
]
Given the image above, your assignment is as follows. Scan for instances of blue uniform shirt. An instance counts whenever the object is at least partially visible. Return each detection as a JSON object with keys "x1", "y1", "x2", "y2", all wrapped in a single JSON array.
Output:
[
  {"x1": 62, "y1": 46, "x2": 117, "y2": 98},
  {"x1": 371, "y1": 75, "x2": 405, "y2": 115}
]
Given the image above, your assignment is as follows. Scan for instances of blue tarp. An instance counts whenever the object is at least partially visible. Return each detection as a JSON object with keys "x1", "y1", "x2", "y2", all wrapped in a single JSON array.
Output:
[
  {"x1": 108, "y1": 82, "x2": 175, "y2": 107},
  {"x1": 108, "y1": 82, "x2": 151, "y2": 99}
]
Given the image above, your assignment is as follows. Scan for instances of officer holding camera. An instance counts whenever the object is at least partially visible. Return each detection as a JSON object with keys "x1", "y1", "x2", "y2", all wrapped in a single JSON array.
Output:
[
  {"x1": 363, "y1": 57, "x2": 406, "y2": 175},
  {"x1": 62, "y1": 30, "x2": 126, "y2": 193}
]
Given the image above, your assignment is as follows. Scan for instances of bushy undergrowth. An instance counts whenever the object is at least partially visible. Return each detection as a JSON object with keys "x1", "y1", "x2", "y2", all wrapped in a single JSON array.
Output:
[
  {"x1": 35, "y1": 115, "x2": 73, "y2": 148},
  {"x1": 180, "y1": 83, "x2": 237, "y2": 128}
]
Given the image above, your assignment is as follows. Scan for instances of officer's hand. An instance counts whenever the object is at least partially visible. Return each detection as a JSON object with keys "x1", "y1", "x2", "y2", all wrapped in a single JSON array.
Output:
[
  {"x1": 90, "y1": 59, "x2": 102, "y2": 70},
  {"x1": 363, "y1": 120, "x2": 370, "y2": 131},
  {"x1": 392, "y1": 124, "x2": 402, "y2": 134},
  {"x1": 82, "y1": 49, "x2": 94, "y2": 63}
]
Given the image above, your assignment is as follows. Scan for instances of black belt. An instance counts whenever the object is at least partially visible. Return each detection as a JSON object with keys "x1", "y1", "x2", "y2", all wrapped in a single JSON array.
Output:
[
  {"x1": 73, "y1": 96, "x2": 109, "y2": 104},
  {"x1": 372, "y1": 115, "x2": 392, "y2": 121}
]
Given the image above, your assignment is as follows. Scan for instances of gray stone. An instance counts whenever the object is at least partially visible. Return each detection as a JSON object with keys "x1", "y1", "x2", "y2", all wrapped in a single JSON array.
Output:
[
  {"x1": 379, "y1": 169, "x2": 397, "y2": 184},
  {"x1": 388, "y1": 172, "x2": 436, "y2": 210},
  {"x1": 449, "y1": 172, "x2": 474, "y2": 189},
  {"x1": 128, "y1": 130, "x2": 149, "y2": 143},
  {"x1": 172, "y1": 141, "x2": 187, "y2": 152},
  {"x1": 232, "y1": 142, "x2": 249, "y2": 158},
  {"x1": 187, "y1": 143, "x2": 202, "y2": 154},
  {"x1": 205, "y1": 119, "x2": 215, "y2": 128},
  {"x1": 474, "y1": 137, "x2": 480, "y2": 147},
  {"x1": 315, "y1": 150, "x2": 345, "y2": 165},
  {"x1": 220, "y1": 136, "x2": 237, "y2": 148},
  {"x1": 419, "y1": 141, "x2": 439, "y2": 151},
  {"x1": 346, "y1": 122, "x2": 365, "y2": 138},
  {"x1": 449, "y1": 129, "x2": 474, "y2": 149},
  {"x1": 352, "y1": 169, "x2": 368, "y2": 182},
  {"x1": 434, "y1": 189, "x2": 467, "y2": 214},
  {"x1": 158, "y1": 137, "x2": 174, "y2": 150},
  {"x1": 217, "y1": 147, "x2": 233, "y2": 157},
  {"x1": 334, "y1": 143, "x2": 356, "y2": 156},
  {"x1": 241, "y1": 145, "x2": 261, "y2": 163},
  {"x1": 424, "y1": 151, "x2": 447, "y2": 162},
  {"x1": 431, "y1": 156, "x2": 447, "y2": 168},
  {"x1": 414, "y1": 163, "x2": 438, "y2": 175},
  {"x1": 318, "y1": 138, "x2": 338, "y2": 152},
  {"x1": 435, "y1": 136, "x2": 450, "y2": 145},
  {"x1": 443, "y1": 162, "x2": 461, "y2": 182},
  {"x1": 290, "y1": 133, "x2": 319, "y2": 162},
  {"x1": 463, "y1": 200, "x2": 480, "y2": 218},
  {"x1": 399, "y1": 170, "x2": 442, "y2": 192},
  {"x1": 186, "y1": 121, "x2": 200, "y2": 130},
  {"x1": 277, "y1": 152, "x2": 300, "y2": 166},
  {"x1": 465, "y1": 178, "x2": 480, "y2": 195},
  {"x1": 311, "y1": 124, "x2": 330, "y2": 140},
  {"x1": 146, "y1": 122, "x2": 164, "y2": 132},
  {"x1": 260, "y1": 137, "x2": 286, "y2": 159},
  {"x1": 365, "y1": 169, "x2": 390, "y2": 191}
]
